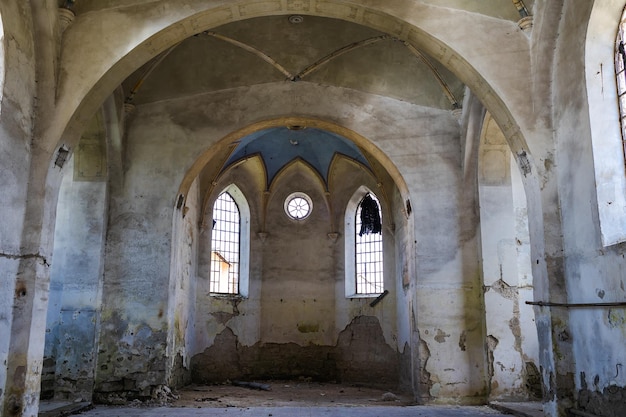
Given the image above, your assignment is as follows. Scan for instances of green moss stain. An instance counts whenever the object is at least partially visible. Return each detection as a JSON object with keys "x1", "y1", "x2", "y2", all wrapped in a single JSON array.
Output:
[{"x1": 297, "y1": 323, "x2": 319, "y2": 333}]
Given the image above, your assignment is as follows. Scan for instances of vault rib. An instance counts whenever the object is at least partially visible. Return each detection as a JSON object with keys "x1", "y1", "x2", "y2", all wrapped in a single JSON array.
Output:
[
  {"x1": 204, "y1": 31, "x2": 294, "y2": 79},
  {"x1": 401, "y1": 41, "x2": 460, "y2": 108},
  {"x1": 295, "y1": 35, "x2": 392, "y2": 80}
]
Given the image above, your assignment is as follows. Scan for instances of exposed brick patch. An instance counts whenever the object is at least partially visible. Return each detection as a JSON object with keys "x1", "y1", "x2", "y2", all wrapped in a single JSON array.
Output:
[
  {"x1": 336, "y1": 316, "x2": 401, "y2": 388},
  {"x1": 578, "y1": 385, "x2": 626, "y2": 417},
  {"x1": 191, "y1": 315, "x2": 406, "y2": 391},
  {"x1": 169, "y1": 353, "x2": 191, "y2": 388}
]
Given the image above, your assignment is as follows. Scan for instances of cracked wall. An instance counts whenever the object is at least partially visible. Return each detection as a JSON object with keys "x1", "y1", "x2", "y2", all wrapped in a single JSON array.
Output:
[
  {"x1": 478, "y1": 113, "x2": 539, "y2": 401},
  {"x1": 7, "y1": 3, "x2": 626, "y2": 417},
  {"x1": 0, "y1": 1, "x2": 38, "y2": 412},
  {"x1": 55, "y1": 75, "x2": 480, "y2": 404},
  {"x1": 188, "y1": 147, "x2": 406, "y2": 391}
]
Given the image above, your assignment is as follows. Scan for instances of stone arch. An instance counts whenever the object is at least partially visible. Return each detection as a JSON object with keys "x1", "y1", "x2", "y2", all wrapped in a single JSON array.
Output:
[
  {"x1": 46, "y1": 6, "x2": 546, "y2": 333},
  {"x1": 171, "y1": 110, "x2": 410, "y2": 369},
  {"x1": 12, "y1": 3, "x2": 562, "y2": 412},
  {"x1": 175, "y1": 116, "x2": 411, "y2": 212},
  {"x1": 52, "y1": 0, "x2": 534, "y2": 168}
]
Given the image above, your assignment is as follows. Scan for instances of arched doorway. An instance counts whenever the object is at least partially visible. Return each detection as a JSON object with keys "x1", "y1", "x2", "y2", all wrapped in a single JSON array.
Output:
[
  {"x1": 168, "y1": 122, "x2": 412, "y2": 391},
  {"x1": 12, "y1": 1, "x2": 552, "y2": 412}
]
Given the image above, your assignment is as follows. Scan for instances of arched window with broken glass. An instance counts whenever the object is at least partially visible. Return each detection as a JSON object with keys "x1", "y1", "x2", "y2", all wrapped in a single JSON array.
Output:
[{"x1": 354, "y1": 193, "x2": 383, "y2": 295}]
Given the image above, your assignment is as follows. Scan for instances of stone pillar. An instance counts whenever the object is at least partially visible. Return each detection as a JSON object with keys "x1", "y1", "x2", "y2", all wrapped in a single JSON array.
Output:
[
  {"x1": 2, "y1": 147, "x2": 68, "y2": 417},
  {"x1": 2, "y1": 257, "x2": 51, "y2": 417},
  {"x1": 514, "y1": 143, "x2": 575, "y2": 417}
]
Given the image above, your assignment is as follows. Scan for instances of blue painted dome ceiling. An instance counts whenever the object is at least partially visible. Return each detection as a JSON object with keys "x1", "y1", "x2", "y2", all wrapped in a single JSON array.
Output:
[{"x1": 223, "y1": 127, "x2": 372, "y2": 188}]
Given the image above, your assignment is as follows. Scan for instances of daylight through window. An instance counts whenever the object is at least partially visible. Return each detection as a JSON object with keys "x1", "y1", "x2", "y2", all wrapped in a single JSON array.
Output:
[
  {"x1": 355, "y1": 194, "x2": 383, "y2": 294},
  {"x1": 210, "y1": 192, "x2": 240, "y2": 294},
  {"x1": 284, "y1": 192, "x2": 312, "y2": 220},
  {"x1": 616, "y1": 9, "x2": 626, "y2": 159}
]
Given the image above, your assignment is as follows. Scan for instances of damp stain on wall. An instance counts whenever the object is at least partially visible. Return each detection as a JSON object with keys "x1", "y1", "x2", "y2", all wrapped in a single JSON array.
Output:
[{"x1": 190, "y1": 315, "x2": 406, "y2": 391}]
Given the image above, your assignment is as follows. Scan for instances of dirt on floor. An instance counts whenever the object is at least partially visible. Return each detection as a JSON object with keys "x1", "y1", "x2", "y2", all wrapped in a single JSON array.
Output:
[{"x1": 171, "y1": 380, "x2": 415, "y2": 408}]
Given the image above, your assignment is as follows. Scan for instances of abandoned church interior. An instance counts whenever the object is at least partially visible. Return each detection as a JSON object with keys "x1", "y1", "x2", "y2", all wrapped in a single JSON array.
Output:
[{"x1": 3, "y1": 1, "x2": 626, "y2": 416}]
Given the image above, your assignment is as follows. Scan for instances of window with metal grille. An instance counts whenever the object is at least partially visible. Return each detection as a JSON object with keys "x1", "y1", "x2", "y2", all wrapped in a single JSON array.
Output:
[
  {"x1": 210, "y1": 192, "x2": 240, "y2": 294},
  {"x1": 616, "y1": 11, "x2": 626, "y2": 161},
  {"x1": 355, "y1": 194, "x2": 383, "y2": 294}
]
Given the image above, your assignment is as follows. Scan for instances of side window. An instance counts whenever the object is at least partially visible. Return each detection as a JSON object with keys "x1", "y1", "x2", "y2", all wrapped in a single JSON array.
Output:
[
  {"x1": 355, "y1": 194, "x2": 383, "y2": 294},
  {"x1": 616, "y1": 9, "x2": 626, "y2": 158},
  {"x1": 585, "y1": 2, "x2": 626, "y2": 245},
  {"x1": 210, "y1": 192, "x2": 241, "y2": 294},
  {"x1": 0, "y1": 16, "x2": 4, "y2": 112},
  {"x1": 345, "y1": 188, "x2": 384, "y2": 297}
]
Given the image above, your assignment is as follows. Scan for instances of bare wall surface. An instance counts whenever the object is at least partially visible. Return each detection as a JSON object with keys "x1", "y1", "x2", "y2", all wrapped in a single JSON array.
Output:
[
  {"x1": 43, "y1": 157, "x2": 107, "y2": 402},
  {"x1": 190, "y1": 129, "x2": 403, "y2": 388},
  {"x1": 7, "y1": 3, "x2": 626, "y2": 417},
  {"x1": 0, "y1": 1, "x2": 39, "y2": 415},
  {"x1": 92, "y1": 79, "x2": 484, "y2": 402},
  {"x1": 478, "y1": 114, "x2": 539, "y2": 401},
  {"x1": 555, "y1": 2, "x2": 626, "y2": 415}
]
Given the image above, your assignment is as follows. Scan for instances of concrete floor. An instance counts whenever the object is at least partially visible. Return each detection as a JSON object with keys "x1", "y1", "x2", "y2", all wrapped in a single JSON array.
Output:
[{"x1": 64, "y1": 405, "x2": 519, "y2": 417}]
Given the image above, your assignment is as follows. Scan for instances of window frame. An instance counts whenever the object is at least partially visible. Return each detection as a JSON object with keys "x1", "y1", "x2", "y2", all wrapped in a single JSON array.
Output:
[
  {"x1": 584, "y1": 1, "x2": 626, "y2": 246},
  {"x1": 344, "y1": 186, "x2": 384, "y2": 298},
  {"x1": 616, "y1": 13, "x2": 626, "y2": 161},
  {"x1": 284, "y1": 191, "x2": 313, "y2": 221},
  {"x1": 209, "y1": 184, "x2": 250, "y2": 297}
]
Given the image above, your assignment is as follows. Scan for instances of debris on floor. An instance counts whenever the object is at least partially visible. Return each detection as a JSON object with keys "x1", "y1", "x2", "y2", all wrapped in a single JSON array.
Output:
[
  {"x1": 173, "y1": 381, "x2": 414, "y2": 408},
  {"x1": 232, "y1": 380, "x2": 272, "y2": 391}
]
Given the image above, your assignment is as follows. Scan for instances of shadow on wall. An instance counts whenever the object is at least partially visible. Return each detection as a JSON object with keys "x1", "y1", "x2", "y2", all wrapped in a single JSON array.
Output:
[{"x1": 191, "y1": 315, "x2": 409, "y2": 391}]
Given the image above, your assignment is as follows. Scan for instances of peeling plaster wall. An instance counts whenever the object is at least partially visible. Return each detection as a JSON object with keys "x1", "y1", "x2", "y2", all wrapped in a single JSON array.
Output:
[
  {"x1": 166, "y1": 178, "x2": 198, "y2": 388},
  {"x1": 0, "y1": 1, "x2": 37, "y2": 412},
  {"x1": 478, "y1": 115, "x2": 539, "y2": 400},
  {"x1": 12, "y1": 1, "x2": 626, "y2": 415},
  {"x1": 554, "y1": 1, "x2": 626, "y2": 415},
  {"x1": 390, "y1": 184, "x2": 415, "y2": 391},
  {"x1": 409, "y1": 111, "x2": 485, "y2": 403},
  {"x1": 191, "y1": 153, "x2": 403, "y2": 388},
  {"x1": 92, "y1": 81, "x2": 483, "y2": 401},
  {"x1": 42, "y1": 157, "x2": 107, "y2": 402},
  {"x1": 94, "y1": 104, "x2": 188, "y2": 400}
]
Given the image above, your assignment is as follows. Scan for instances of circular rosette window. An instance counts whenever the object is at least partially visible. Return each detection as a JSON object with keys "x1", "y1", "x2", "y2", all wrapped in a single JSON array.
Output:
[{"x1": 284, "y1": 192, "x2": 312, "y2": 220}]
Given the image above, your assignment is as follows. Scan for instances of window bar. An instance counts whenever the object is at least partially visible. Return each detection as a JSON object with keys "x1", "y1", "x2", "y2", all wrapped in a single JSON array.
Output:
[{"x1": 210, "y1": 192, "x2": 240, "y2": 294}]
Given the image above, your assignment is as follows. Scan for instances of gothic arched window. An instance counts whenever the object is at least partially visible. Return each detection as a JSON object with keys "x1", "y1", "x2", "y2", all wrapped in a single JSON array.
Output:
[
  {"x1": 355, "y1": 193, "x2": 384, "y2": 294},
  {"x1": 210, "y1": 191, "x2": 241, "y2": 294},
  {"x1": 345, "y1": 188, "x2": 384, "y2": 297}
]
